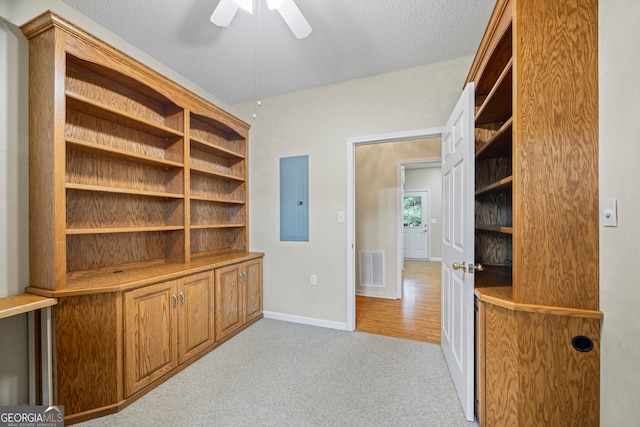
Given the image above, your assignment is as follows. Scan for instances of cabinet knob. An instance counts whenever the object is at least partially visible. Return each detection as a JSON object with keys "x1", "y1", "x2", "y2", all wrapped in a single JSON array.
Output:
[
  {"x1": 180, "y1": 291, "x2": 185, "y2": 306},
  {"x1": 172, "y1": 294, "x2": 178, "y2": 309}
]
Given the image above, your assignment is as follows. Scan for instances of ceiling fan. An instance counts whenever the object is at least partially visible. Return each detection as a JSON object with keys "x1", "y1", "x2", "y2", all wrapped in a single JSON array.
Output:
[{"x1": 210, "y1": 0, "x2": 312, "y2": 39}]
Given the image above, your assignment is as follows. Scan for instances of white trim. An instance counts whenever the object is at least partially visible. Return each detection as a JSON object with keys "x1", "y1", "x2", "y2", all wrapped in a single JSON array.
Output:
[
  {"x1": 356, "y1": 290, "x2": 398, "y2": 299},
  {"x1": 429, "y1": 257, "x2": 442, "y2": 262},
  {"x1": 263, "y1": 311, "x2": 350, "y2": 331},
  {"x1": 346, "y1": 127, "x2": 443, "y2": 331}
]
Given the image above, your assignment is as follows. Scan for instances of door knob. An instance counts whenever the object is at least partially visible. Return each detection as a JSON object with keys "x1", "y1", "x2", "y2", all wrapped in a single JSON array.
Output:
[
  {"x1": 453, "y1": 262, "x2": 467, "y2": 271},
  {"x1": 474, "y1": 263, "x2": 485, "y2": 272}
]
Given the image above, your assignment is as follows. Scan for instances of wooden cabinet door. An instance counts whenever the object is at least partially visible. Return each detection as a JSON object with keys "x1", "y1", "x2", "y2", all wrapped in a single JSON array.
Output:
[
  {"x1": 243, "y1": 258, "x2": 263, "y2": 324},
  {"x1": 124, "y1": 280, "x2": 178, "y2": 397},
  {"x1": 178, "y1": 271, "x2": 215, "y2": 363},
  {"x1": 215, "y1": 263, "x2": 243, "y2": 341}
]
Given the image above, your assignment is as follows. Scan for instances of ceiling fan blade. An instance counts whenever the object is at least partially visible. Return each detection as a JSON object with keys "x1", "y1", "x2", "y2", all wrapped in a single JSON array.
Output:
[
  {"x1": 210, "y1": 0, "x2": 240, "y2": 27},
  {"x1": 234, "y1": 0, "x2": 253, "y2": 14},
  {"x1": 275, "y1": 0, "x2": 312, "y2": 39}
]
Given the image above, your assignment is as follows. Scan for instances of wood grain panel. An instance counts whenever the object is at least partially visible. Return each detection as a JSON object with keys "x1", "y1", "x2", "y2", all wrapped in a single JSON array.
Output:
[
  {"x1": 190, "y1": 114, "x2": 246, "y2": 155},
  {"x1": 190, "y1": 174, "x2": 245, "y2": 201},
  {"x1": 66, "y1": 148, "x2": 184, "y2": 194},
  {"x1": 66, "y1": 192, "x2": 183, "y2": 229},
  {"x1": 66, "y1": 150, "x2": 184, "y2": 195},
  {"x1": 190, "y1": 200, "x2": 245, "y2": 226},
  {"x1": 474, "y1": 24, "x2": 513, "y2": 98},
  {"x1": 214, "y1": 264, "x2": 242, "y2": 341},
  {"x1": 55, "y1": 293, "x2": 122, "y2": 415},
  {"x1": 178, "y1": 271, "x2": 215, "y2": 363},
  {"x1": 0, "y1": 294, "x2": 56, "y2": 319},
  {"x1": 66, "y1": 230, "x2": 184, "y2": 271},
  {"x1": 475, "y1": 230, "x2": 511, "y2": 266},
  {"x1": 474, "y1": 299, "x2": 484, "y2": 425},
  {"x1": 190, "y1": 146, "x2": 244, "y2": 179},
  {"x1": 516, "y1": 312, "x2": 600, "y2": 426},
  {"x1": 475, "y1": 158, "x2": 512, "y2": 190},
  {"x1": 65, "y1": 56, "x2": 182, "y2": 130},
  {"x1": 66, "y1": 110, "x2": 183, "y2": 163},
  {"x1": 475, "y1": 118, "x2": 512, "y2": 159},
  {"x1": 28, "y1": 25, "x2": 68, "y2": 290},
  {"x1": 483, "y1": 303, "x2": 518, "y2": 426},
  {"x1": 513, "y1": 0, "x2": 599, "y2": 309},
  {"x1": 190, "y1": 228, "x2": 246, "y2": 254},
  {"x1": 124, "y1": 281, "x2": 178, "y2": 397},
  {"x1": 475, "y1": 62, "x2": 513, "y2": 125},
  {"x1": 475, "y1": 194, "x2": 512, "y2": 227},
  {"x1": 243, "y1": 258, "x2": 263, "y2": 324}
]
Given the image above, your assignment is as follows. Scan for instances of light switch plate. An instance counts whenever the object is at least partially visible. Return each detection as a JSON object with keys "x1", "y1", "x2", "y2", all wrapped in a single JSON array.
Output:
[
  {"x1": 602, "y1": 198, "x2": 618, "y2": 227},
  {"x1": 337, "y1": 211, "x2": 345, "y2": 223}
]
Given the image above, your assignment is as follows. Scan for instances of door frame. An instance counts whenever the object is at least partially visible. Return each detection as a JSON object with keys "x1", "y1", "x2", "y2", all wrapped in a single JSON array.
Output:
[{"x1": 346, "y1": 127, "x2": 443, "y2": 331}]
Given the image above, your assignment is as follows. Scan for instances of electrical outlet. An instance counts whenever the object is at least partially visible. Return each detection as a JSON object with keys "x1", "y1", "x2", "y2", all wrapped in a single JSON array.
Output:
[{"x1": 310, "y1": 274, "x2": 317, "y2": 285}]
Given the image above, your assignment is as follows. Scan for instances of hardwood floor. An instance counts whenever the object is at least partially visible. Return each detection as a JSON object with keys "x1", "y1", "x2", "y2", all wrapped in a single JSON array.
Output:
[{"x1": 356, "y1": 260, "x2": 441, "y2": 344}]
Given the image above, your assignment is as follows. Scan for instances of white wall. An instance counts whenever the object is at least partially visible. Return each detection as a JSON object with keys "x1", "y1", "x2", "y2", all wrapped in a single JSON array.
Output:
[
  {"x1": 234, "y1": 58, "x2": 472, "y2": 326},
  {"x1": 0, "y1": 15, "x2": 30, "y2": 406},
  {"x1": 599, "y1": 1, "x2": 640, "y2": 425}
]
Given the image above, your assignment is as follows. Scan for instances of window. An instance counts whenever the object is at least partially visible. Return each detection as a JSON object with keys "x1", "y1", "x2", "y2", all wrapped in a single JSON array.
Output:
[{"x1": 403, "y1": 196, "x2": 422, "y2": 227}]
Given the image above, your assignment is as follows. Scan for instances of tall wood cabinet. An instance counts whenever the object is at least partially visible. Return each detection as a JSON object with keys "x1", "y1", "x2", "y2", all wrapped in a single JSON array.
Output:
[
  {"x1": 21, "y1": 12, "x2": 263, "y2": 424},
  {"x1": 468, "y1": 0, "x2": 601, "y2": 425}
]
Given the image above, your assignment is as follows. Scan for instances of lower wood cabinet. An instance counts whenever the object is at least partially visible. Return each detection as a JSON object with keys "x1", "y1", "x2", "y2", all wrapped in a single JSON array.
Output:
[
  {"x1": 215, "y1": 258, "x2": 263, "y2": 341},
  {"x1": 51, "y1": 255, "x2": 263, "y2": 424},
  {"x1": 124, "y1": 270, "x2": 215, "y2": 397},
  {"x1": 178, "y1": 271, "x2": 216, "y2": 363},
  {"x1": 475, "y1": 295, "x2": 601, "y2": 426}
]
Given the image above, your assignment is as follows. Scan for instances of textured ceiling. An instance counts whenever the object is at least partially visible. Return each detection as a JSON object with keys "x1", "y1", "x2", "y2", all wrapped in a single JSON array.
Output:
[{"x1": 62, "y1": 0, "x2": 495, "y2": 105}]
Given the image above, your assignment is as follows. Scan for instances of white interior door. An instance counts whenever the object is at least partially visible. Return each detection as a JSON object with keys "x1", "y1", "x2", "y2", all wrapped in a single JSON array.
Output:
[
  {"x1": 441, "y1": 82, "x2": 475, "y2": 421},
  {"x1": 403, "y1": 191, "x2": 429, "y2": 259}
]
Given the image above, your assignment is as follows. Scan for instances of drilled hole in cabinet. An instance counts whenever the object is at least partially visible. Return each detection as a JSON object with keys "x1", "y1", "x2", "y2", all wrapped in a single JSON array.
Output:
[{"x1": 572, "y1": 335, "x2": 594, "y2": 353}]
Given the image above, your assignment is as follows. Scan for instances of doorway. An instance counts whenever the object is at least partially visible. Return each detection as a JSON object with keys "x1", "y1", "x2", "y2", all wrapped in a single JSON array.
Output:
[{"x1": 346, "y1": 127, "x2": 443, "y2": 332}]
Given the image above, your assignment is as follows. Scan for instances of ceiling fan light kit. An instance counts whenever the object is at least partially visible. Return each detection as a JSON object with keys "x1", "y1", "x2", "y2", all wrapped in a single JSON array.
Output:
[{"x1": 210, "y1": 0, "x2": 312, "y2": 39}]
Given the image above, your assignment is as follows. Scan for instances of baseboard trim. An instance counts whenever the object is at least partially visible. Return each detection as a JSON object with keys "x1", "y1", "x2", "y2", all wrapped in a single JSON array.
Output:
[
  {"x1": 355, "y1": 290, "x2": 398, "y2": 299},
  {"x1": 263, "y1": 311, "x2": 350, "y2": 331}
]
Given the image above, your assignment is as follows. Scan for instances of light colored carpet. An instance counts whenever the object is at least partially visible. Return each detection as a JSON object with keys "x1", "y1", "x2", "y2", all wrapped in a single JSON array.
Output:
[{"x1": 77, "y1": 319, "x2": 477, "y2": 426}]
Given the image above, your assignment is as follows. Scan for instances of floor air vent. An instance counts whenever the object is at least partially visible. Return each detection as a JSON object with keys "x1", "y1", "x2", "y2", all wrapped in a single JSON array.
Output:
[{"x1": 359, "y1": 251, "x2": 384, "y2": 287}]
